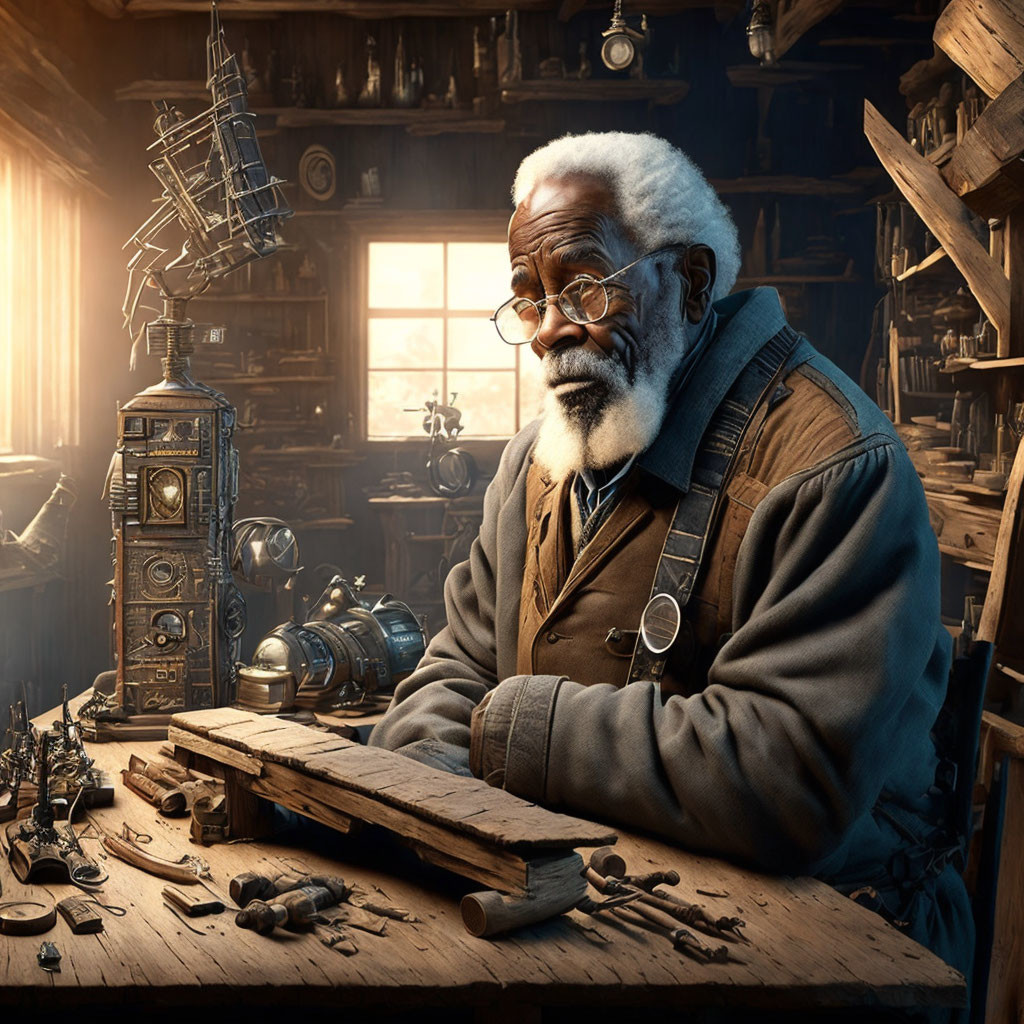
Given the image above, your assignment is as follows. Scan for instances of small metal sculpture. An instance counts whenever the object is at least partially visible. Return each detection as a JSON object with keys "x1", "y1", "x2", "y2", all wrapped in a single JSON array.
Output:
[
  {"x1": 2, "y1": 687, "x2": 113, "y2": 825},
  {"x1": 407, "y1": 392, "x2": 477, "y2": 498},
  {"x1": 6, "y1": 730, "x2": 105, "y2": 887},
  {"x1": 87, "y1": 1, "x2": 291, "y2": 737}
]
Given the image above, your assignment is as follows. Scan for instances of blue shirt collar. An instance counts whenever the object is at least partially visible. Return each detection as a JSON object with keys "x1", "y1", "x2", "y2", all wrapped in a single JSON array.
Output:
[{"x1": 638, "y1": 287, "x2": 789, "y2": 493}]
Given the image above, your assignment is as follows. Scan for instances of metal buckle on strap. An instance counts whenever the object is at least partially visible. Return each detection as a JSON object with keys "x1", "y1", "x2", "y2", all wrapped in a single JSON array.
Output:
[{"x1": 640, "y1": 593, "x2": 681, "y2": 654}]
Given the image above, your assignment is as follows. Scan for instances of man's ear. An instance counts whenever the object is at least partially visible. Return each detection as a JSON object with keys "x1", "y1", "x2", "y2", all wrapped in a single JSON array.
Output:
[{"x1": 678, "y1": 244, "x2": 716, "y2": 324}]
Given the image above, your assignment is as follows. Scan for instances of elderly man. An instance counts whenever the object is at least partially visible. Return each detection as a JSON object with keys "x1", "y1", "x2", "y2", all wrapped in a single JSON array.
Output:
[{"x1": 369, "y1": 132, "x2": 971, "y2": 979}]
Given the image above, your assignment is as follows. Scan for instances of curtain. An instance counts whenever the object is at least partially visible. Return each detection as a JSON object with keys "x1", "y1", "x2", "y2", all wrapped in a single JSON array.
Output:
[{"x1": 0, "y1": 146, "x2": 81, "y2": 455}]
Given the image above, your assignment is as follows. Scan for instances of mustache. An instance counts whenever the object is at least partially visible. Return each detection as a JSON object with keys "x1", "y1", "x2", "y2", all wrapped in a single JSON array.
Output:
[{"x1": 542, "y1": 347, "x2": 626, "y2": 388}]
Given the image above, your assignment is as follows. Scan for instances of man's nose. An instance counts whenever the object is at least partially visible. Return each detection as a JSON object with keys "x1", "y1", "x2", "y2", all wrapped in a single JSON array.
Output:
[{"x1": 531, "y1": 300, "x2": 587, "y2": 358}]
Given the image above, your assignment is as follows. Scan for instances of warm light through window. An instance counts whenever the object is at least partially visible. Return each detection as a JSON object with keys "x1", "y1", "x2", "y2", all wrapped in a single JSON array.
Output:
[
  {"x1": 366, "y1": 239, "x2": 544, "y2": 439},
  {"x1": 0, "y1": 147, "x2": 80, "y2": 454}
]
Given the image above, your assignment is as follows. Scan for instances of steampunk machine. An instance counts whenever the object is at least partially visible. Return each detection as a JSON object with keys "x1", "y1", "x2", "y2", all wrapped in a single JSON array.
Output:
[
  {"x1": 235, "y1": 575, "x2": 426, "y2": 713},
  {"x1": 83, "y1": 3, "x2": 291, "y2": 739}
]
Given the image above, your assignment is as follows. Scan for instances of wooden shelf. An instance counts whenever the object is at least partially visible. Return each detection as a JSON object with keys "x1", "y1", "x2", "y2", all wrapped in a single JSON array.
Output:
[
  {"x1": 734, "y1": 273, "x2": 860, "y2": 287},
  {"x1": 726, "y1": 61, "x2": 863, "y2": 89},
  {"x1": 896, "y1": 246, "x2": 949, "y2": 281},
  {"x1": 939, "y1": 548, "x2": 993, "y2": 572},
  {"x1": 500, "y1": 79, "x2": 689, "y2": 105},
  {"x1": 191, "y1": 292, "x2": 327, "y2": 303},
  {"x1": 207, "y1": 375, "x2": 333, "y2": 385},
  {"x1": 115, "y1": 79, "x2": 209, "y2": 102},
  {"x1": 99, "y1": 0, "x2": 739, "y2": 17},
  {"x1": 709, "y1": 176, "x2": 863, "y2": 197},
  {"x1": 901, "y1": 389, "x2": 954, "y2": 399},
  {"x1": 970, "y1": 357, "x2": 1024, "y2": 371},
  {"x1": 292, "y1": 517, "x2": 354, "y2": 530},
  {"x1": 0, "y1": 566, "x2": 57, "y2": 595},
  {"x1": 245, "y1": 446, "x2": 356, "y2": 461},
  {"x1": 258, "y1": 107, "x2": 505, "y2": 135}
]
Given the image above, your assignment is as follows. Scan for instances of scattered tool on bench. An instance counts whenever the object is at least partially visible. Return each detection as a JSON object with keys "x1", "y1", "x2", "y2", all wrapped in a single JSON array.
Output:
[
  {"x1": 579, "y1": 847, "x2": 744, "y2": 964},
  {"x1": 100, "y1": 821, "x2": 212, "y2": 886}
]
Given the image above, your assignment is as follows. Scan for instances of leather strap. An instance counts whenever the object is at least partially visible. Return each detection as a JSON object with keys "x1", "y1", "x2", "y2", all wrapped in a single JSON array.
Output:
[{"x1": 628, "y1": 327, "x2": 808, "y2": 685}]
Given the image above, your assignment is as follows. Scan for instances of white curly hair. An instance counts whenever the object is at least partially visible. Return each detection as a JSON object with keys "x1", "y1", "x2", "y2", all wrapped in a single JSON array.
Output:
[{"x1": 512, "y1": 132, "x2": 741, "y2": 301}]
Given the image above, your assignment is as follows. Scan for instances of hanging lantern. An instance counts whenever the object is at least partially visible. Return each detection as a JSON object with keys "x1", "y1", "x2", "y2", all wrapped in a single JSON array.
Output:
[{"x1": 746, "y1": 0, "x2": 776, "y2": 66}]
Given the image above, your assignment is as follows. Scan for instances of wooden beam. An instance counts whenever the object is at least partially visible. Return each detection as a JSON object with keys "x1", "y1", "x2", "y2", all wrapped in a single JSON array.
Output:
[
  {"x1": 979, "y1": 431, "x2": 1024, "y2": 659},
  {"x1": 114, "y1": 0, "x2": 728, "y2": 16},
  {"x1": 943, "y1": 72, "x2": 1024, "y2": 219},
  {"x1": 773, "y1": 0, "x2": 846, "y2": 61},
  {"x1": 557, "y1": 0, "x2": 587, "y2": 20},
  {"x1": 0, "y1": 3, "x2": 104, "y2": 189},
  {"x1": 85, "y1": 0, "x2": 129, "y2": 15},
  {"x1": 934, "y1": 0, "x2": 1024, "y2": 100},
  {"x1": 501, "y1": 78, "x2": 689, "y2": 105},
  {"x1": 983, "y1": 757, "x2": 1024, "y2": 1021},
  {"x1": 863, "y1": 99, "x2": 1010, "y2": 338},
  {"x1": 899, "y1": 46, "x2": 955, "y2": 104}
]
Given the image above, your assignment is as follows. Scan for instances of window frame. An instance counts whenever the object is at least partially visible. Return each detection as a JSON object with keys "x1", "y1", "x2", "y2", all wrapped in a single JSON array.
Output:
[{"x1": 343, "y1": 210, "x2": 519, "y2": 446}]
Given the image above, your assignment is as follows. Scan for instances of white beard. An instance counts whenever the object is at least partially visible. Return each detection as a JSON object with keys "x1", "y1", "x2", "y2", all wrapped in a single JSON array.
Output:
[
  {"x1": 533, "y1": 372, "x2": 669, "y2": 482},
  {"x1": 532, "y1": 307, "x2": 687, "y2": 482}
]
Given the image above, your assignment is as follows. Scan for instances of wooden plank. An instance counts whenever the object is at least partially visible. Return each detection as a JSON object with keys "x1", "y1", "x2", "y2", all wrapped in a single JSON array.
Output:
[
  {"x1": 171, "y1": 709, "x2": 618, "y2": 851},
  {"x1": 943, "y1": 73, "x2": 1024, "y2": 218},
  {"x1": 864, "y1": 99, "x2": 1010, "y2": 338},
  {"x1": 248, "y1": 760, "x2": 531, "y2": 891},
  {"x1": 934, "y1": 0, "x2": 1024, "y2": 100},
  {"x1": 970, "y1": 357, "x2": 1024, "y2": 369},
  {"x1": 985, "y1": 757, "x2": 1024, "y2": 1021},
  {"x1": 979, "y1": 436, "x2": 1024, "y2": 664},
  {"x1": 773, "y1": 0, "x2": 845, "y2": 61},
  {"x1": 1009, "y1": 210, "x2": 1024, "y2": 362},
  {"x1": 896, "y1": 246, "x2": 948, "y2": 281},
  {"x1": 889, "y1": 324, "x2": 902, "y2": 423},
  {"x1": 167, "y1": 725, "x2": 264, "y2": 776},
  {"x1": 927, "y1": 494, "x2": 1002, "y2": 566},
  {"x1": 981, "y1": 710, "x2": 1024, "y2": 757}
]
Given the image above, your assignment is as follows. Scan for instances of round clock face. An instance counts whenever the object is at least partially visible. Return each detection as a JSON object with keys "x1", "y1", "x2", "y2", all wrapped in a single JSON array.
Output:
[
  {"x1": 148, "y1": 468, "x2": 184, "y2": 519},
  {"x1": 601, "y1": 33, "x2": 635, "y2": 71}
]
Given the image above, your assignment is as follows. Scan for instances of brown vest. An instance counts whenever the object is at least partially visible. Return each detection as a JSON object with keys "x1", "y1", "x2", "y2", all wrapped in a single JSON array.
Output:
[{"x1": 517, "y1": 365, "x2": 860, "y2": 698}]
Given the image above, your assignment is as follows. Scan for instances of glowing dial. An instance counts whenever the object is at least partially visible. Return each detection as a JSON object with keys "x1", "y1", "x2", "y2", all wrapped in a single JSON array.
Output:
[{"x1": 148, "y1": 468, "x2": 184, "y2": 519}]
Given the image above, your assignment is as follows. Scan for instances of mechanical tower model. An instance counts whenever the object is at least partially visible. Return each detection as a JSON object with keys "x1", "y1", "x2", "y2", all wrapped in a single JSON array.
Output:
[{"x1": 86, "y1": 2, "x2": 291, "y2": 737}]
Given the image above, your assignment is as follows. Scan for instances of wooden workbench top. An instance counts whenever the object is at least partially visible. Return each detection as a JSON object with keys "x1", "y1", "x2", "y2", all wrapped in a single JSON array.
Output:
[{"x1": 0, "y1": 708, "x2": 966, "y2": 1014}]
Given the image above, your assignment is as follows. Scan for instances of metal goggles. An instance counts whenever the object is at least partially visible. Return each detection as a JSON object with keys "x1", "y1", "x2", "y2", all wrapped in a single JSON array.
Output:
[{"x1": 490, "y1": 244, "x2": 687, "y2": 346}]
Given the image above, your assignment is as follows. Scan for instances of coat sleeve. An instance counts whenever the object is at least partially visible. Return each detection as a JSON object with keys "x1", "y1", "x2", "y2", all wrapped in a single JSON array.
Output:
[
  {"x1": 470, "y1": 438, "x2": 951, "y2": 874},
  {"x1": 366, "y1": 429, "x2": 533, "y2": 775}
]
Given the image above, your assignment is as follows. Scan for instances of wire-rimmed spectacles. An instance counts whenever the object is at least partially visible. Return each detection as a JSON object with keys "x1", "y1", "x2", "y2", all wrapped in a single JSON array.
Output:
[{"x1": 490, "y1": 244, "x2": 688, "y2": 346}]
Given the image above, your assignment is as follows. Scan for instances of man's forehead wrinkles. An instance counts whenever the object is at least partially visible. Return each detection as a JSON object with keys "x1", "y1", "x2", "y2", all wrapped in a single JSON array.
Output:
[{"x1": 510, "y1": 225, "x2": 613, "y2": 265}]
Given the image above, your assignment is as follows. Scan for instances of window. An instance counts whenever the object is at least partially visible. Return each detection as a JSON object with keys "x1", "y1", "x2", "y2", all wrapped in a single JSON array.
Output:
[
  {"x1": 0, "y1": 147, "x2": 80, "y2": 454},
  {"x1": 365, "y1": 239, "x2": 544, "y2": 440}
]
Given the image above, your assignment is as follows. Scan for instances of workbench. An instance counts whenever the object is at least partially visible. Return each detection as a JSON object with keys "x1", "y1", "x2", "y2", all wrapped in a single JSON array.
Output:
[{"x1": 0, "y1": 700, "x2": 966, "y2": 1018}]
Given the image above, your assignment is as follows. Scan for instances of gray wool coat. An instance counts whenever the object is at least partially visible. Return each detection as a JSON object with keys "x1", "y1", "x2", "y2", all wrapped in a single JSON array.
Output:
[{"x1": 369, "y1": 288, "x2": 973, "y2": 978}]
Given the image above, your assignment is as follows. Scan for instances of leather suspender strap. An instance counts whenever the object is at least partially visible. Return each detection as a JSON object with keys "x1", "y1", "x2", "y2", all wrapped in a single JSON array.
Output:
[{"x1": 628, "y1": 326, "x2": 807, "y2": 685}]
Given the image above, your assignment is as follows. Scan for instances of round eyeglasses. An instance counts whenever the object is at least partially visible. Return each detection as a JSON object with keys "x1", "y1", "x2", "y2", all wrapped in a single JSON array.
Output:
[{"x1": 490, "y1": 244, "x2": 688, "y2": 346}]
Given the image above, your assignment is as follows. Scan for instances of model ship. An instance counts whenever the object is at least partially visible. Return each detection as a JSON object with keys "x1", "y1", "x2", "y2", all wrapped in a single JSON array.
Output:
[{"x1": 84, "y1": 2, "x2": 291, "y2": 738}]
